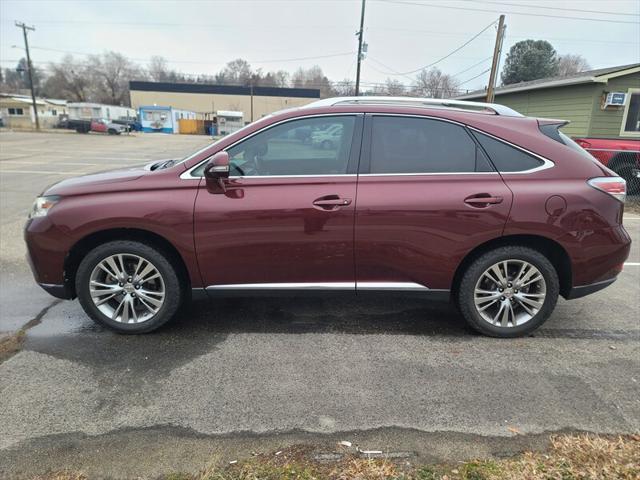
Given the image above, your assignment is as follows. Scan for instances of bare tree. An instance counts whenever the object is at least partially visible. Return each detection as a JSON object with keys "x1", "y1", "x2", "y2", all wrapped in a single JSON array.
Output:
[
  {"x1": 219, "y1": 58, "x2": 253, "y2": 85},
  {"x1": 291, "y1": 65, "x2": 334, "y2": 97},
  {"x1": 1, "y1": 58, "x2": 44, "y2": 95},
  {"x1": 557, "y1": 54, "x2": 591, "y2": 77},
  {"x1": 385, "y1": 78, "x2": 406, "y2": 96},
  {"x1": 412, "y1": 67, "x2": 459, "y2": 98},
  {"x1": 41, "y1": 55, "x2": 90, "y2": 101},
  {"x1": 148, "y1": 56, "x2": 181, "y2": 82},
  {"x1": 333, "y1": 79, "x2": 355, "y2": 96},
  {"x1": 87, "y1": 52, "x2": 144, "y2": 105}
]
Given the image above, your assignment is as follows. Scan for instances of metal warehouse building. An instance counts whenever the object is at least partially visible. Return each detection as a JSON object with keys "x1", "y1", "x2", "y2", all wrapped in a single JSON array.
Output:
[{"x1": 129, "y1": 81, "x2": 321, "y2": 123}]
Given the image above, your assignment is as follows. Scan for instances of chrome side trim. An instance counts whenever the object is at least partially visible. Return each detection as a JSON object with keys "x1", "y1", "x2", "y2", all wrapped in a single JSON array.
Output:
[
  {"x1": 180, "y1": 113, "x2": 362, "y2": 180},
  {"x1": 207, "y1": 282, "x2": 355, "y2": 291},
  {"x1": 357, "y1": 282, "x2": 429, "y2": 291},
  {"x1": 205, "y1": 281, "x2": 437, "y2": 292},
  {"x1": 359, "y1": 172, "x2": 500, "y2": 177}
]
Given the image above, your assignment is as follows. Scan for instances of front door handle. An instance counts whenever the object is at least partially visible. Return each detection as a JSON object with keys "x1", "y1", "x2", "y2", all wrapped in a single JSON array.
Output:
[
  {"x1": 464, "y1": 194, "x2": 504, "y2": 207},
  {"x1": 313, "y1": 195, "x2": 352, "y2": 211}
]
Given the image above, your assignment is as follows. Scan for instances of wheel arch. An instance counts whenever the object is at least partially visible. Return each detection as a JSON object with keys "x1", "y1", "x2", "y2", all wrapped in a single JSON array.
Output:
[
  {"x1": 64, "y1": 228, "x2": 191, "y2": 298},
  {"x1": 451, "y1": 234, "x2": 572, "y2": 300}
]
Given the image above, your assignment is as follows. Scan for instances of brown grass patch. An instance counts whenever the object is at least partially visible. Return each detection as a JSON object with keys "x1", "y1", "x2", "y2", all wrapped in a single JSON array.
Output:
[
  {"x1": 30, "y1": 434, "x2": 639, "y2": 480},
  {"x1": 0, "y1": 330, "x2": 25, "y2": 363}
]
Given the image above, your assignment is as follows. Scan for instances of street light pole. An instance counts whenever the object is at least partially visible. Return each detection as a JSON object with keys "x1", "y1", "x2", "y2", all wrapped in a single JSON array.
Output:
[
  {"x1": 15, "y1": 21, "x2": 39, "y2": 130},
  {"x1": 354, "y1": 0, "x2": 366, "y2": 96}
]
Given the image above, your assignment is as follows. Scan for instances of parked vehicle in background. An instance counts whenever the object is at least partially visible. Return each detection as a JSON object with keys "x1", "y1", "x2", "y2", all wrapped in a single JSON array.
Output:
[
  {"x1": 311, "y1": 123, "x2": 343, "y2": 149},
  {"x1": 25, "y1": 97, "x2": 631, "y2": 337},
  {"x1": 90, "y1": 118, "x2": 129, "y2": 135},
  {"x1": 573, "y1": 137, "x2": 640, "y2": 194}
]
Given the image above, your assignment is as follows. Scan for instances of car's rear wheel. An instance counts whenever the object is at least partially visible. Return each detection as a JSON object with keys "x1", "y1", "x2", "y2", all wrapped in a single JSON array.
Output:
[
  {"x1": 457, "y1": 246, "x2": 559, "y2": 337},
  {"x1": 76, "y1": 240, "x2": 182, "y2": 333}
]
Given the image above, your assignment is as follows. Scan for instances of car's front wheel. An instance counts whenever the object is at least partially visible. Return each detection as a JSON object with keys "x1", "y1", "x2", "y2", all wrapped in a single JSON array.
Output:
[
  {"x1": 75, "y1": 240, "x2": 183, "y2": 333},
  {"x1": 457, "y1": 246, "x2": 559, "y2": 337}
]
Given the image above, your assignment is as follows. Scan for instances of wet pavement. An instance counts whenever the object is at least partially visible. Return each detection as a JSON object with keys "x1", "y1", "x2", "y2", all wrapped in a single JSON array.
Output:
[{"x1": 1, "y1": 131, "x2": 639, "y2": 478}]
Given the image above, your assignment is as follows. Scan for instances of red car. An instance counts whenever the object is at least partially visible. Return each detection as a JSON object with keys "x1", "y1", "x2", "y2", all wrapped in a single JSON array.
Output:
[
  {"x1": 90, "y1": 118, "x2": 128, "y2": 135},
  {"x1": 572, "y1": 137, "x2": 640, "y2": 195},
  {"x1": 25, "y1": 97, "x2": 631, "y2": 337}
]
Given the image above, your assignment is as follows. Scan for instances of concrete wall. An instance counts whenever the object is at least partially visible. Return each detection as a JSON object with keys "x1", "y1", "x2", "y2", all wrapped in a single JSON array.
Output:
[{"x1": 129, "y1": 90, "x2": 314, "y2": 122}]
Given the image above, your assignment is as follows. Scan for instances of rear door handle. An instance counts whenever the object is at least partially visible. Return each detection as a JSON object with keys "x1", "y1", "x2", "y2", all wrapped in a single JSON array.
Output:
[
  {"x1": 313, "y1": 195, "x2": 352, "y2": 210},
  {"x1": 464, "y1": 195, "x2": 503, "y2": 207}
]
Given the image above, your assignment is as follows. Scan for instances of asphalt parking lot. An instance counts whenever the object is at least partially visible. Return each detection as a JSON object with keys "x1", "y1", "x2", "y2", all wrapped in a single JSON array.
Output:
[{"x1": 0, "y1": 131, "x2": 639, "y2": 478}]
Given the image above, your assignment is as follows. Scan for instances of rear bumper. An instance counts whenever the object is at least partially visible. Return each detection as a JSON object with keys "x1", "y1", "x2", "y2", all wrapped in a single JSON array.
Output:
[{"x1": 564, "y1": 277, "x2": 617, "y2": 300}]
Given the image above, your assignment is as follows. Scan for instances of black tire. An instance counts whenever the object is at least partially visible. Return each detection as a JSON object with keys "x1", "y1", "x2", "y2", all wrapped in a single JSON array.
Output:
[
  {"x1": 457, "y1": 246, "x2": 559, "y2": 338},
  {"x1": 75, "y1": 240, "x2": 183, "y2": 334}
]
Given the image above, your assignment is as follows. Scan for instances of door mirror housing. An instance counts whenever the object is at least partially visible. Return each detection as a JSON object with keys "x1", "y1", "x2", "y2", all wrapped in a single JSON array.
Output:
[{"x1": 204, "y1": 151, "x2": 230, "y2": 193}]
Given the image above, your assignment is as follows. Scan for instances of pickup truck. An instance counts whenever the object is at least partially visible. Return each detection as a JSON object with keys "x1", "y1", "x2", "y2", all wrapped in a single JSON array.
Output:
[{"x1": 573, "y1": 137, "x2": 640, "y2": 195}]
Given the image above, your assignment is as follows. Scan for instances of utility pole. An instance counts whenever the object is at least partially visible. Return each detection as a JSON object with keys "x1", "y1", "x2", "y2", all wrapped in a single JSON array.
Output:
[
  {"x1": 486, "y1": 15, "x2": 506, "y2": 103},
  {"x1": 354, "y1": 0, "x2": 366, "y2": 96},
  {"x1": 15, "y1": 21, "x2": 39, "y2": 130}
]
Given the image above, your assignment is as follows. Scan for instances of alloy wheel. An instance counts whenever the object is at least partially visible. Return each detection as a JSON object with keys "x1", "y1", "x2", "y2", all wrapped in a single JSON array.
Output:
[
  {"x1": 473, "y1": 259, "x2": 546, "y2": 328},
  {"x1": 89, "y1": 253, "x2": 165, "y2": 323}
]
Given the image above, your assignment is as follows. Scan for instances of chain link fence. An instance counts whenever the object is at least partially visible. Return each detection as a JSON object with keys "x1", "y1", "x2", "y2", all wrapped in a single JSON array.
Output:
[{"x1": 585, "y1": 148, "x2": 640, "y2": 196}]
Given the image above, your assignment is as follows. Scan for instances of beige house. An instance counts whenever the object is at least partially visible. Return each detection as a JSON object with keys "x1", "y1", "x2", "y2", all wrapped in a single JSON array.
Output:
[
  {"x1": 0, "y1": 94, "x2": 67, "y2": 129},
  {"x1": 129, "y1": 81, "x2": 320, "y2": 123}
]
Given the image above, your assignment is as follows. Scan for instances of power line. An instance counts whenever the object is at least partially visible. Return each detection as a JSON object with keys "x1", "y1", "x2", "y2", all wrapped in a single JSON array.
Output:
[
  {"x1": 451, "y1": 56, "x2": 493, "y2": 77},
  {"x1": 462, "y1": 0, "x2": 640, "y2": 17},
  {"x1": 458, "y1": 68, "x2": 491, "y2": 86},
  {"x1": 10, "y1": 46, "x2": 356, "y2": 65},
  {"x1": 376, "y1": 0, "x2": 640, "y2": 24},
  {"x1": 372, "y1": 19, "x2": 498, "y2": 76}
]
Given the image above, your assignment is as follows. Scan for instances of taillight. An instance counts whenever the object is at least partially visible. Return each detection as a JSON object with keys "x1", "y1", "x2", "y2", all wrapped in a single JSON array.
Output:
[
  {"x1": 576, "y1": 139, "x2": 592, "y2": 149},
  {"x1": 588, "y1": 177, "x2": 626, "y2": 202}
]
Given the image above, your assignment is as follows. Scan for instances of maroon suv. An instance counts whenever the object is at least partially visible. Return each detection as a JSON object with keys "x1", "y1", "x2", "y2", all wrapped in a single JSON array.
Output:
[{"x1": 25, "y1": 97, "x2": 631, "y2": 337}]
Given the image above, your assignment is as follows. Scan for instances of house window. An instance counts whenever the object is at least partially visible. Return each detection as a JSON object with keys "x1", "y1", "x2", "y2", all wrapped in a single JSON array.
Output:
[
  {"x1": 50, "y1": 109, "x2": 58, "y2": 116},
  {"x1": 621, "y1": 89, "x2": 640, "y2": 136},
  {"x1": 8, "y1": 108, "x2": 24, "y2": 115}
]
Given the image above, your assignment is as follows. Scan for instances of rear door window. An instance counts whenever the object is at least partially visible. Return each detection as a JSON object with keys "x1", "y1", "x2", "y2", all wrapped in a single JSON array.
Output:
[
  {"x1": 369, "y1": 116, "x2": 492, "y2": 174},
  {"x1": 472, "y1": 131, "x2": 545, "y2": 172}
]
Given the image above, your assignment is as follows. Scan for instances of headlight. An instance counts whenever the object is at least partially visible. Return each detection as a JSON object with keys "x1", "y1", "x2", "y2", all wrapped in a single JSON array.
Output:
[{"x1": 29, "y1": 195, "x2": 60, "y2": 218}]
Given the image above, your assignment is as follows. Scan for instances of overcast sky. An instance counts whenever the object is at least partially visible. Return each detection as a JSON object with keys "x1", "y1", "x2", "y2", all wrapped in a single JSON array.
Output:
[{"x1": 1, "y1": 0, "x2": 638, "y2": 92}]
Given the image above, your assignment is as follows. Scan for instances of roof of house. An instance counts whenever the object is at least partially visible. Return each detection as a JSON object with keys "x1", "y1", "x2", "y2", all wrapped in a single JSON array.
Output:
[
  {"x1": 456, "y1": 63, "x2": 640, "y2": 100},
  {"x1": 0, "y1": 94, "x2": 46, "y2": 106}
]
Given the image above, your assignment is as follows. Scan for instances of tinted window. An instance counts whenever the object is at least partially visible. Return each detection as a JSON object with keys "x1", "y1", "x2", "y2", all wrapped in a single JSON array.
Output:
[
  {"x1": 473, "y1": 131, "x2": 544, "y2": 172},
  {"x1": 370, "y1": 116, "x2": 490, "y2": 173},
  {"x1": 223, "y1": 116, "x2": 356, "y2": 176}
]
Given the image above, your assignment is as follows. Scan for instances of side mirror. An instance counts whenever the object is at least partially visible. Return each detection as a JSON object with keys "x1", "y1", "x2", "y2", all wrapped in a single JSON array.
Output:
[{"x1": 204, "y1": 151, "x2": 230, "y2": 193}]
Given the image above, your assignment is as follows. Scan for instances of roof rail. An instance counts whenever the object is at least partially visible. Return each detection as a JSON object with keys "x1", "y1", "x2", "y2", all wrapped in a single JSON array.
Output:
[{"x1": 302, "y1": 96, "x2": 524, "y2": 117}]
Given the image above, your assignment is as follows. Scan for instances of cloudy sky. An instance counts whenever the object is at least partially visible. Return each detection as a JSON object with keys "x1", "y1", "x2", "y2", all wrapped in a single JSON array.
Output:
[{"x1": 1, "y1": 0, "x2": 638, "y2": 92}]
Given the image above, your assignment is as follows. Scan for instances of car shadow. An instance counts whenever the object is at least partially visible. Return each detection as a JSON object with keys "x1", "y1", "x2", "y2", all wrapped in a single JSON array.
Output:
[{"x1": 169, "y1": 295, "x2": 472, "y2": 337}]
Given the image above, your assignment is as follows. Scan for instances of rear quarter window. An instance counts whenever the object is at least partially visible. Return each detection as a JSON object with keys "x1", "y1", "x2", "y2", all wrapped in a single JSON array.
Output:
[{"x1": 472, "y1": 131, "x2": 545, "y2": 172}]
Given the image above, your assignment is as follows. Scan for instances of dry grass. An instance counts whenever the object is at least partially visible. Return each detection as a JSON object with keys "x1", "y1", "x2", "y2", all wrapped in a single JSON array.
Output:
[
  {"x1": 29, "y1": 434, "x2": 639, "y2": 480},
  {"x1": 0, "y1": 330, "x2": 25, "y2": 363}
]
